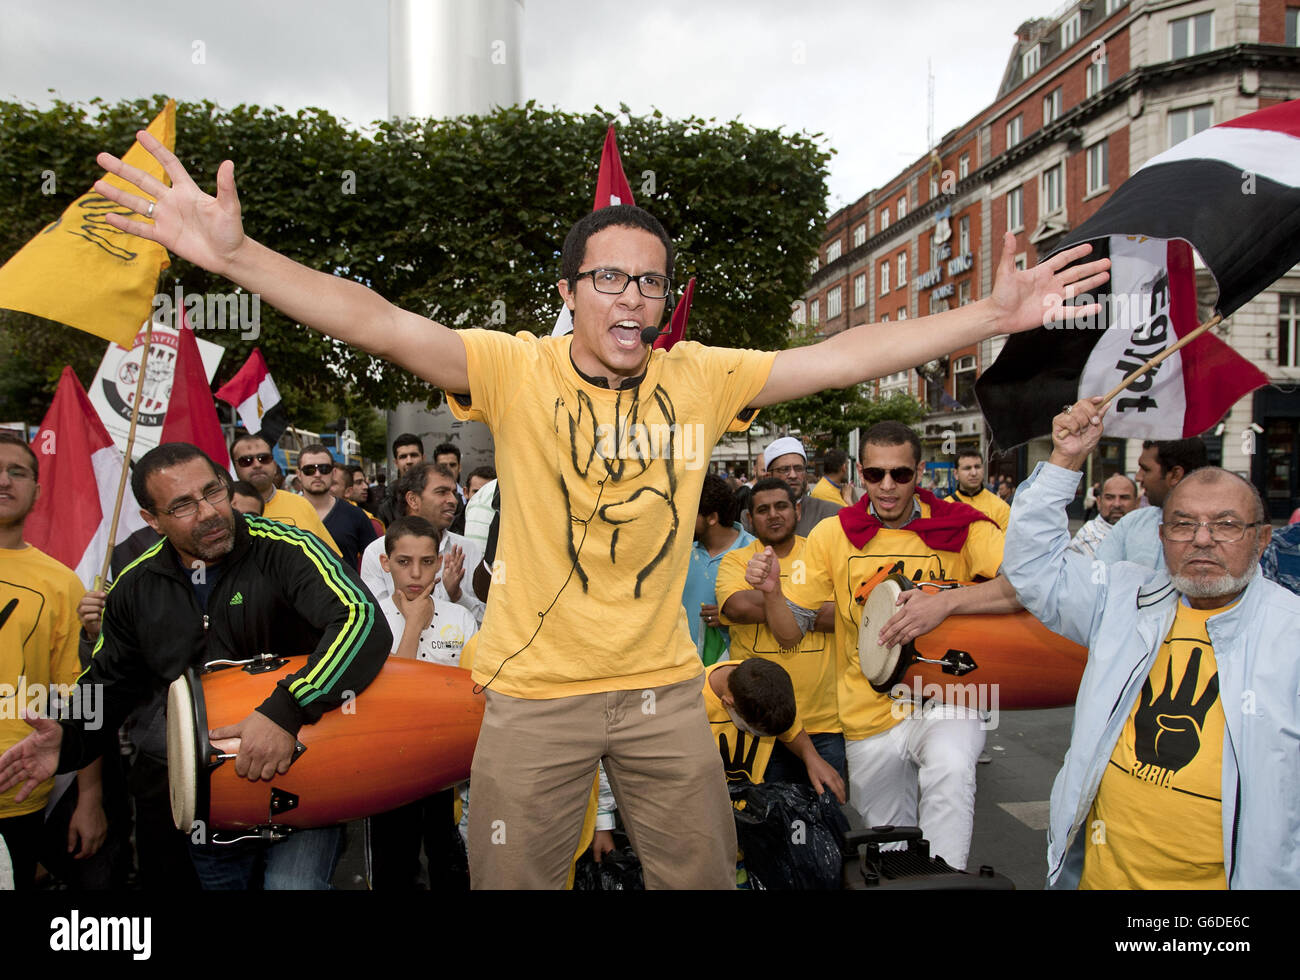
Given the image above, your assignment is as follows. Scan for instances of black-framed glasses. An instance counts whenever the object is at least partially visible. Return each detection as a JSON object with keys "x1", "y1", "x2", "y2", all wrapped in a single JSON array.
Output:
[
  {"x1": 1160, "y1": 519, "x2": 1265, "y2": 543},
  {"x1": 575, "y1": 268, "x2": 673, "y2": 299},
  {"x1": 159, "y1": 481, "x2": 230, "y2": 519},
  {"x1": 235, "y1": 452, "x2": 273, "y2": 468},
  {"x1": 300, "y1": 463, "x2": 334, "y2": 476},
  {"x1": 862, "y1": 467, "x2": 916, "y2": 485}
]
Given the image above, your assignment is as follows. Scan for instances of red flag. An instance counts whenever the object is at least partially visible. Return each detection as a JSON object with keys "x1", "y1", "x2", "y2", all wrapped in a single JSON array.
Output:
[
  {"x1": 654, "y1": 276, "x2": 694, "y2": 352},
  {"x1": 26, "y1": 367, "x2": 148, "y2": 587},
  {"x1": 594, "y1": 125, "x2": 636, "y2": 209},
  {"x1": 160, "y1": 325, "x2": 231, "y2": 468}
]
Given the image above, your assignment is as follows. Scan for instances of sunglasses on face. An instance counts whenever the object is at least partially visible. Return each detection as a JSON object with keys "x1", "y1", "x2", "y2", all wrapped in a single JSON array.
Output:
[
  {"x1": 236, "y1": 452, "x2": 273, "y2": 467},
  {"x1": 862, "y1": 466, "x2": 916, "y2": 484},
  {"x1": 300, "y1": 463, "x2": 334, "y2": 476}
]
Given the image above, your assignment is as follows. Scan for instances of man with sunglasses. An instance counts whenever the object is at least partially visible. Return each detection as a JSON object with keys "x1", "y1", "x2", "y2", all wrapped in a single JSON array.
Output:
[
  {"x1": 1004, "y1": 400, "x2": 1299, "y2": 888},
  {"x1": 0, "y1": 441, "x2": 391, "y2": 889},
  {"x1": 81, "y1": 132, "x2": 1108, "y2": 889},
  {"x1": 759, "y1": 421, "x2": 1021, "y2": 870},
  {"x1": 297, "y1": 444, "x2": 376, "y2": 570},
  {"x1": 230, "y1": 433, "x2": 340, "y2": 557}
]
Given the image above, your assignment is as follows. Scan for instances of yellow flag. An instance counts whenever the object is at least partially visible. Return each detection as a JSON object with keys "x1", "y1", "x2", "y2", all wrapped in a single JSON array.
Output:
[{"x1": 0, "y1": 100, "x2": 175, "y2": 348}]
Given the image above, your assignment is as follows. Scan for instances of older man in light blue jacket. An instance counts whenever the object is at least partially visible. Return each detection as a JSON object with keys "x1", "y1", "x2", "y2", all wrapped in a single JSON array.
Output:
[{"x1": 1004, "y1": 398, "x2": 1300, "y2": 890}]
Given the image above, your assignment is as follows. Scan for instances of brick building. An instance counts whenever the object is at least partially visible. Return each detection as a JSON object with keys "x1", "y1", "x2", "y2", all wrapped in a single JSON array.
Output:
[{"x1": 801, "y1": 0, "x2": 1300, "y2": 516}]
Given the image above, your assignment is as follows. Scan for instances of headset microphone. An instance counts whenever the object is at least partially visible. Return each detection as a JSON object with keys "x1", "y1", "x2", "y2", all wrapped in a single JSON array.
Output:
[{"x1": 640, "y1": 323, "x2": 668, "y2": 345}]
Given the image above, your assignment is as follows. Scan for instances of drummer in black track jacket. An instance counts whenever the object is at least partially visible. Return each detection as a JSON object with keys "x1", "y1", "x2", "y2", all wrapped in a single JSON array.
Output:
[{"x1": 0, "y1": 442, "x2": 391, "y2": 889}]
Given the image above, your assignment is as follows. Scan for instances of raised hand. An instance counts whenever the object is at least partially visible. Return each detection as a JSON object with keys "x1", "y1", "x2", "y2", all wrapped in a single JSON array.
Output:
[
  {"x1": 94, "y1": 131, "x2": 246, "y2": 276},
  {"x1": 440, "y1": 544, "x2": 465, "y2": 602},
  {"x1": 1049, "y1": 397, "x2": 1107, "y2": 469},
  {"x1": 991, "y1": 231, "x2": 1111, "y2": 335}
]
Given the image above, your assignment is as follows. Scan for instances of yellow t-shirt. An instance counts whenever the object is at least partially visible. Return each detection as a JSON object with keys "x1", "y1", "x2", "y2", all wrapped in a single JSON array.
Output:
[
  {"x1": 262, "y1": 490, "x2": 341, "y2": 556},
  {"x1": 1080, "y1": 602, "x2": 1228, "y2": 890},
  {"x1": 945, "y1": 487, "x2": 1011, "y2": 531},
  {"x1": 784, "y1": 498, "x2": 1005, "y2": 740},
  {"x1": 716, "y1": 537, "x2": 840, "y2": 734},
  {"x1": 810, "y1": 476, "x2": 846, "y2": 505},
  {"x1": 703, "y1": 662, "x2": 801, "y2": 785},
  {"x1": 0, "y1": 544, "x2": 84, "y2": 817},
  {"x1": 448, "y1": 330, "x2": 774, "y2": 698}
]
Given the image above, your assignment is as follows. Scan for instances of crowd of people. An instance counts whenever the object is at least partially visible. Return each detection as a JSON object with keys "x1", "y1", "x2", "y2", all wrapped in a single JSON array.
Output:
[{"x1": 2, "y1": 128, "x2": 1298, "y2": 891}]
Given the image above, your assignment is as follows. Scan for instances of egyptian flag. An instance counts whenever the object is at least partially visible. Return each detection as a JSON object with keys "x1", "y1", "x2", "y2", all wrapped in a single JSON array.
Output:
[
  {"x1": 159, "y1": 324, "x2": 231, "y2": 468},
  {"x1": 25, "y1": 367, "x2": 148, "y2": 588},
  {"x1": 553, "y1": 126, "x2": 639, "y2": 338},
  {"x1": 975, "y1": 99, "x2": 1299, "y2": 448},
  {"x1": 214, "y1": 348, "x2": 287, "y2": 447}
]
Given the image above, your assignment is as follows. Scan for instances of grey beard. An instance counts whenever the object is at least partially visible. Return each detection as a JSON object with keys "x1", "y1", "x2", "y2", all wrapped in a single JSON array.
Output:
[{"x1": 1171, "y1": 563, "x2": 1257, "y2": 600}]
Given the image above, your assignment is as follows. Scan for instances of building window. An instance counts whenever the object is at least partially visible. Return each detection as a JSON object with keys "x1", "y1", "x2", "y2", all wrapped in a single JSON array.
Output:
[
  {"x1": 827, "y1": 239, "x2": 842, "y2": 263},
  {"x1": 1042, "y1": 163, "x2": 1065, "y2": 215},
  {"x1": 1087, "y1": 139, "x2": 1110, "y2": 195},
  {"x1": 827, "y1": 286, "x2": 842, "y2": 319},
  {"x1": 959, "y1": 153, "x2": 970, "y2": 179},
  {"x1": 1006, "y1": 115, "x2": 1023, "y2": 148},
  {"x1": 898, "y1": 197, "x2": 908, "y2": 221},
  {"x1": 959, "y1": 280, "x2": 972, "y2": 306},
  {"x1": 1105, "y1": 0, "x2": 1128, "y2": 14},
  {"x1": 959, "y1": 214, "x2": 970, "y2": 254},
  {"x1": 1043, "y1": 88, "x2": 1063, "y2": 125},
  {"x1": 881, "y1": 313, "x2": 890, "y2": 323},
  {"x1": 954, "y1": 354, "x2": 977, "y2": 406},
  {"x1": 897, "y1": 307, "x2": 908, "y2": 320},
  {"x1": 810, "y1": 299, "x2": 819, "y2": 325},
  {"x1": 1171, "y1": 12, "x2": 1213, "y2": 59},
  {"x1": 1281, "y1": 294, "x2": 1300, "y2": 368},
  {"x1": 929, "y1": 174, "x2": 939, "y2": 198},
  {"x1": 1288, "y1": 7, "x2": 1299, "y2": 46},
  {"x1": 880, "y1": 262, "x2": 891, "y2": 295},
  {"x1": 1062, "y1": 12, "x2": 1081, "y2": 47},
  {"x1": 791, "y1": 301, "x2": 806, "y2": 325},
  {"x1": 809, "y1": 256, "x2": 818, "y2": 274},
  {"x1": 898, "y1": 251, "x2": 908, "y2": 286},
  {"x1": 880, "y1": 208, "x2": 890, "y2": 231},
  {"x1": 1022, "y1": 45, "x2": 1040, "y2": 77},
  {"x1": 1007, "y1": 186, "x2": 1024, "y2": 232},
  {"x1": 1014, "y1": 254, "x2": 1028, "y2": 271},
  {"x1": 853, "y1": 274, "x2": 866, "y2": 308},
  {"x1": 1086, "y1": 58, "x2": 1109, "y2": 97},
  {"x1": 853, "y1": 223, "x2": 866, "y2": 248},
  {"x1": 1169, "y1": 104, "x2": 1213, "y2": 146}
]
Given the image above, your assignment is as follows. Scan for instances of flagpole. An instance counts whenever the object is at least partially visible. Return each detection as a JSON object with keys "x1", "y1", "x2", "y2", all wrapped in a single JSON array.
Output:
[
  {"x1": 94, "y1": 319, "x2": 154, "y2": 591},
  {"x1": 1097, "y1": 314, "x2": 1224, "y2": 412}
]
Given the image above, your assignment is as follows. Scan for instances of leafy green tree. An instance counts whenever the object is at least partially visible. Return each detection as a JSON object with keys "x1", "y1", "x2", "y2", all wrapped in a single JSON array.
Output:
[{"x1": 0, "y1": 97, "x2": 830, "y2": 423}]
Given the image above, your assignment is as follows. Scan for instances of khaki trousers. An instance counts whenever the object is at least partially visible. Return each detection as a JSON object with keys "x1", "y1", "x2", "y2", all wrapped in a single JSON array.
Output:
[{"x1": 467, "y1": 675, "x2": 736, "y2": 889}]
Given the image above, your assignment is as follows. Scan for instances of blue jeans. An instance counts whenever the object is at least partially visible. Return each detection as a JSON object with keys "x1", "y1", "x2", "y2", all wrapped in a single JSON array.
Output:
[
  {"x1": 189, "y1": 825, "x2": 342, "y2": 890},
  {"x1": 762, "y1": 732, "x2": 847, "y2": 789}
]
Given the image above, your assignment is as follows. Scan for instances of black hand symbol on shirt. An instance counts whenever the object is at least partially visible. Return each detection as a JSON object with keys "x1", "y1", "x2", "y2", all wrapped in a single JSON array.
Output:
[
  {"x1": 718, "y1": 730, "x2": 759, "y2": 782},
  {"x1": 1133, "y1": 647, "x2": 1219, "y2": 775}
]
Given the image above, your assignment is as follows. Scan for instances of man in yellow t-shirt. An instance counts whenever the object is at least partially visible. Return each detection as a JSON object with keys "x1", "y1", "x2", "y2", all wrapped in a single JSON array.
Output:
[
  {"x1": 73, "y1": 133, "x2": 1110, "y2": 889},
  {"x1": 810, "y1": 448, "x2": 856, "y2": 506},
  {"x1": 761, "y1": 422, "x2": 1019, "y2": 870},
  {"x1": 230, "y1": 433, "x2": 340, "y2": 556},
  {"x1": 717, "y1": 477, "x2": 845, "y2": 788},
  {"x1": 943, "y1": 450, "x2": 1010, "y2": 530},
  {"x1": 0, "y1": 433, "x2": 105, "y2": 889}
]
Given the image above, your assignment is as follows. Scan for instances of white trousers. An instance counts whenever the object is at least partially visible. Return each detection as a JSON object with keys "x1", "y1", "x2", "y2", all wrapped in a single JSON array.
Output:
[{"x1": 845, "y1": 704, "x2": 986, "y2": 870}]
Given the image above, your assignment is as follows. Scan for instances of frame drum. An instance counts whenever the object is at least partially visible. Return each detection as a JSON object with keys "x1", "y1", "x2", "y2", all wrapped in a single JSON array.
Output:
[
  {"x1": 167, "y1": 656, "x2": 484, "y2": 834},
  {"x1": 854, "y1": 571, "x2": 1089, "y2": 708}
]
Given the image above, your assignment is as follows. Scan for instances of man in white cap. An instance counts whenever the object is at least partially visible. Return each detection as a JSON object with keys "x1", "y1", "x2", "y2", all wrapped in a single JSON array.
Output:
[{"x1": 761, "y1": 437, "x2": 841, "y2": 537}]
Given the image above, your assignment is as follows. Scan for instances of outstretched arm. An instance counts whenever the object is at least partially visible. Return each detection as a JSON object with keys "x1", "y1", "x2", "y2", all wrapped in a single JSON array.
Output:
[
  {"x1": 94, "y1": 132, "x2": 470, "y2": 392},
  {"x1": 750, "y1": 233, "x2": 1110, "y2": 407}
]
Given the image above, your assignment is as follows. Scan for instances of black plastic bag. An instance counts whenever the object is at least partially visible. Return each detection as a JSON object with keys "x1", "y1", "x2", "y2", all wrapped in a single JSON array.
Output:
[
  {"x1": 729, "y1": 779, "x2": 849, "y2": 890},
  {"x1": 572, "y1": 837, "x2": 645, "y2": 891}
]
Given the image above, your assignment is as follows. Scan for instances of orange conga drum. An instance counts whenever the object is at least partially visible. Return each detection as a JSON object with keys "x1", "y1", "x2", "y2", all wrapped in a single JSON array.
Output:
[
  {"x1": 166, "y1": 655, "x2": 483, "y2": 834},
  {"x1": 855, "y1": 570, "x2": 1088, "y2": 710}
]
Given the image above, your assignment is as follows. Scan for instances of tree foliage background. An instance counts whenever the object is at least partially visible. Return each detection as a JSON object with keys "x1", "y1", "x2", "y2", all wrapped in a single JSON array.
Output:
[{"x1": 0, "y1": 96, "x2": 832, "y2": 451}]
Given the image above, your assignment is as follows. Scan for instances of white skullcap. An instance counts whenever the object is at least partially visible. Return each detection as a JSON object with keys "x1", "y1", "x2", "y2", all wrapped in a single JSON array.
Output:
[{"x1": 762, "y1": 436, "x2": 807, "y2": 469}]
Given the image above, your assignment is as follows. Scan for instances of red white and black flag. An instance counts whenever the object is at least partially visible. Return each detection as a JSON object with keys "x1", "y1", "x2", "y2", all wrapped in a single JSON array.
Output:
[
  {"x1": 975, "y1": 98, "x2": 1299, "y2": 448},
  {"x1": 214, "y1": 348, "x2": 287, "y2": 448}
]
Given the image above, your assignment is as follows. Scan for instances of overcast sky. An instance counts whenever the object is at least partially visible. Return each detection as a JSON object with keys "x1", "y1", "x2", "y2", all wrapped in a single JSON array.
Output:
[{"x1": 1, "y1": 0, "x2": 1044, "y2": 209}]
